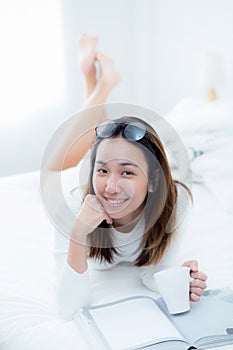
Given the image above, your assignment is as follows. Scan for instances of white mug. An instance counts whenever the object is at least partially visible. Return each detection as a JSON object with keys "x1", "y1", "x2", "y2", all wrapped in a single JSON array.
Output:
[{"x1": 153, "y1": 266, "x2": 190, "y2": 314}]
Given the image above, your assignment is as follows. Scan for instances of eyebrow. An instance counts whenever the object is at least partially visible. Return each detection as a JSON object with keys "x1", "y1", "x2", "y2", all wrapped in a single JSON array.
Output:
[{"x1": 96, "y1": 160, "x2": 139, "y2": 168}]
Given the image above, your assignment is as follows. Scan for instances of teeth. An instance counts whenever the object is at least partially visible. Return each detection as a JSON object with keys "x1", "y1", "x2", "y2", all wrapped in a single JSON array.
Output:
[{"x1": 108, "y1": 199, "x2": 126, "y2": 204}]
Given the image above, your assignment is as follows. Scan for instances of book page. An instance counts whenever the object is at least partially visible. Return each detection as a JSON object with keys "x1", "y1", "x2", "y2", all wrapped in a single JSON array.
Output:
[
  {"x1": 159, "y1": 289, "x2": 233, "y2": 347},
  {"x1": 87, "y1": 297, "x2": 185, "y2": 350}
]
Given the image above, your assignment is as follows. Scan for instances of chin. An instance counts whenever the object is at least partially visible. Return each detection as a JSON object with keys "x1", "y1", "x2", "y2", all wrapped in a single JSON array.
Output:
[
  {"x1": 107, "y1": 211, "x2": 125, "y2": 219},
  {"x1": 104, "y1": 204, "x2": 131, "y2": 219}
]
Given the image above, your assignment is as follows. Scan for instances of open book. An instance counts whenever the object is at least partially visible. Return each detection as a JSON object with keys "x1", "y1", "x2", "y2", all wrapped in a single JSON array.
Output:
[{"x1": 74, "y1": 287, "x2": 233, "y2": 350}]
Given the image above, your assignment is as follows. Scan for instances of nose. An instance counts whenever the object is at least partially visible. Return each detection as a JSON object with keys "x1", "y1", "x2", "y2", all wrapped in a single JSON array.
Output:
[{"x1": 105, "y1": 174, "x2": 120, "y2": 194}]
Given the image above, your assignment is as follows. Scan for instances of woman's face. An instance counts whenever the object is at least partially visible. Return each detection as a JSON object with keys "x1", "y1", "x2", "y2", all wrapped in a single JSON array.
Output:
[{"x1": 92, "y1": 137, "x2": 149, "y2": 226}]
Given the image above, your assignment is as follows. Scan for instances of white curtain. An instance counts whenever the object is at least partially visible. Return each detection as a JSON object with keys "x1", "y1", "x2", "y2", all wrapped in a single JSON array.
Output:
[
  {"x1": 0, "y1": 0, "x2": 66, "y2": 125},
  {"x1": 0, "y1": 0, "x2": 67, "y2": 176}
]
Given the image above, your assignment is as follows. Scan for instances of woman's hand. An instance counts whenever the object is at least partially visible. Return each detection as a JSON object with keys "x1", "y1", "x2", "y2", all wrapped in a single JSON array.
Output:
[
  {"x1": 75, "y1": 194, "x2": 113, "y2": 235},
  {"x1": 182, "y1": 260, "x2": 208, "y2": 302}
]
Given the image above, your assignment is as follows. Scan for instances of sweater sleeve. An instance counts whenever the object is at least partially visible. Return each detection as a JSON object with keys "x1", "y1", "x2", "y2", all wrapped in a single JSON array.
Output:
[
  {"x1": 54, "y1": 191, "x2": 91, "y2": 320},
  {"x1": 138, "y1": 184, "x2": 192, "y2": 292}
]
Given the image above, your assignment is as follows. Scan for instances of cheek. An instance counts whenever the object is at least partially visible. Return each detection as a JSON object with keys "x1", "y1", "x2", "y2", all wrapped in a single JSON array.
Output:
[
  {"x1": 92, "y1": 174, "x2": 103, "y2": 194},
  {"x1": 117, "y1": 179, "x2": 134, "y2": 195},
  {"x1": 120, "y1": 179, "x2": 148, "y2": 201},
  {"x1": 134, "y1": 179, "x2": 148, "y2": 198}
]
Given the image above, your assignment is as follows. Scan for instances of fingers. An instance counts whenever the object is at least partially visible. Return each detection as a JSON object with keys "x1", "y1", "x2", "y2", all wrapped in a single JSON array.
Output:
[
  {"x1": 85, "y1": 195, "x2": 112, "y2": 224},
  {"x1": 105, "y1": 214, "x2": 113, "y2": 225},
  {"x1": 182, "y1": 260, "x2": 198, "y2": 272},
  {"x1": 85, "y1": 194, "x2": 105, "y2": 212},
  {"x1": 78, "y1": 194, "x2": 113, "y2": 231},
  {"x1": 190, "y1": 292, "x2": 201, "y2": 302},
  {"x1": 190, "y1": 277, "x2": 208, "y2": 289},
  {"x1": 190, "y1": 270, "x2": 208, "y2": 282},
  {"x1": 190, "y1": 278, "x2": 207, "y2": 293},
  {"x1": 190, "y1": 274, "x2": 207, "y2": 302},
  {"x1": 182, "y1": 260, "x2": 208, "y2": 302}
]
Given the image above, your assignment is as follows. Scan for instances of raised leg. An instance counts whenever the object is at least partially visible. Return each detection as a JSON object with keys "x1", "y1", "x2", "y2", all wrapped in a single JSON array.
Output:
[
  {"x1": 83, "y1": 52, "x2": 121, "y2": 108},
  {"x1": 78, "y1": 33, "x2": 98, "y2": 97}
]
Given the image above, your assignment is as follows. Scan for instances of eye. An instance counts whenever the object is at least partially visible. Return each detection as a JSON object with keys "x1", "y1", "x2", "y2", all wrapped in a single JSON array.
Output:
[
  {"x1": 96, "y1": 168, "x2": 107, "y2": 174},
  {"x1": 122, "y1": 170, "x2": 134, "y2": 176}
]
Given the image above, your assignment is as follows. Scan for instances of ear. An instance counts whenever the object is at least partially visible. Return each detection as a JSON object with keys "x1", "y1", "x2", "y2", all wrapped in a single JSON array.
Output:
[{"x1": 148, "y1": 169, "x2": 160, "y2": 192}]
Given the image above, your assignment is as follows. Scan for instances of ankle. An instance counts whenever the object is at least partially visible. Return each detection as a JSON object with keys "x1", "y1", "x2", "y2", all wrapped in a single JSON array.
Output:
[{"x1": 83, "y1": 88, "x2": 109, "y2": 108}]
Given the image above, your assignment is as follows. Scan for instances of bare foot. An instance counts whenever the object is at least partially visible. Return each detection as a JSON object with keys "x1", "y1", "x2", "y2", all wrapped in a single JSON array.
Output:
[
  {"x1": 78, "y1": 33, "x2": 98, "y2": 96},
  {"x1": 96, "y1": 52, "x2": 121, "y2": 90}
]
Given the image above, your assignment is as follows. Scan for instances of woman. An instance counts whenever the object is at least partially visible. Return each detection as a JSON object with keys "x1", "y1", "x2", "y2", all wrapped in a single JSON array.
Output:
[{"x1": 53, "y1": 34, "x2": 207, "y2": 320}]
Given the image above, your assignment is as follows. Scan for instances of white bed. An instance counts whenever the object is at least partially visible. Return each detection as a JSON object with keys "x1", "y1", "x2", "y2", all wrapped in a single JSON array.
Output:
[{"x1": 0, "y1": 98, "x2": 233, "y2": 350}]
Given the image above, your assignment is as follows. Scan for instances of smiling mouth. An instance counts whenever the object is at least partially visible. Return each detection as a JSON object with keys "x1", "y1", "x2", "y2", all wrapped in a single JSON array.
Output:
[{"x1": 103, "y1": 196, "x2": 129, "y2": 207}]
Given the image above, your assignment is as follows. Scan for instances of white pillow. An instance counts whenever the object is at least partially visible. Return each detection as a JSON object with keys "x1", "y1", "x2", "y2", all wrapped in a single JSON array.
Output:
[{"x1": 165, "y1": 98, "x2": 233, "y2": 213}]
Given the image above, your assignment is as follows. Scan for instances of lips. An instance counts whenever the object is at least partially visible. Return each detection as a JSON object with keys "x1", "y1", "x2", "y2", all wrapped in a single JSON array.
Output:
[{"x1": 103, "y1": 196, "x2": 129, "y2": 207}]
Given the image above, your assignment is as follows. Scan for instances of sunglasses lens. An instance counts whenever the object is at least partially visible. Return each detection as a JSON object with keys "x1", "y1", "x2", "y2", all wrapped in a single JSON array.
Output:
[
  {"x1": 124, "y1": 124, "x2": 146, "y2": 141},
  {"x1": 96, "y1": 121, "x2": 146, "y2": 141},
  {"x1": 96, "y1": 122, "x2": 118, "y2": 138}
]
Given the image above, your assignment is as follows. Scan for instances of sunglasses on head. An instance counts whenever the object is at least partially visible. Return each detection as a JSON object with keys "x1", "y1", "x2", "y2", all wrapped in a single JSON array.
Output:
[{"x1": 95, "y1": 121, "x2": 147, "y2": 142}]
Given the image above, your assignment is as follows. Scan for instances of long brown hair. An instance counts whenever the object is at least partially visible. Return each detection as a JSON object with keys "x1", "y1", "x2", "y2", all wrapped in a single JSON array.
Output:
[{"x1": 83, "y1": 116, "x2": 191, "y2": 267}]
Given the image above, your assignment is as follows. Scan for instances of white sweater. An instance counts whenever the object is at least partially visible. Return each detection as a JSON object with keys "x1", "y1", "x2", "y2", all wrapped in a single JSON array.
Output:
[{"x1": 54, "y1": 185, "x2": 190, "y2": 320}]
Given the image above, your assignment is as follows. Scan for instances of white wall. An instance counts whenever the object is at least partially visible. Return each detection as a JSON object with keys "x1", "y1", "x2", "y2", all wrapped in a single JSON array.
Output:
[
  {"x1": 60, "y1": 0, "x2": 142, "y2": 116},
  {"x1": 62, "y1": 0, "x2": 233, "y2": 117},
  {"x1": 151, "y1": 0, "x2": 233, "y2": 114},
  {"x1": 0, "y1": 0, "x2": 68, "y2": 177},
  {"x1": 1, "y1": 0, "x2": 232, "y2": 177}
]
